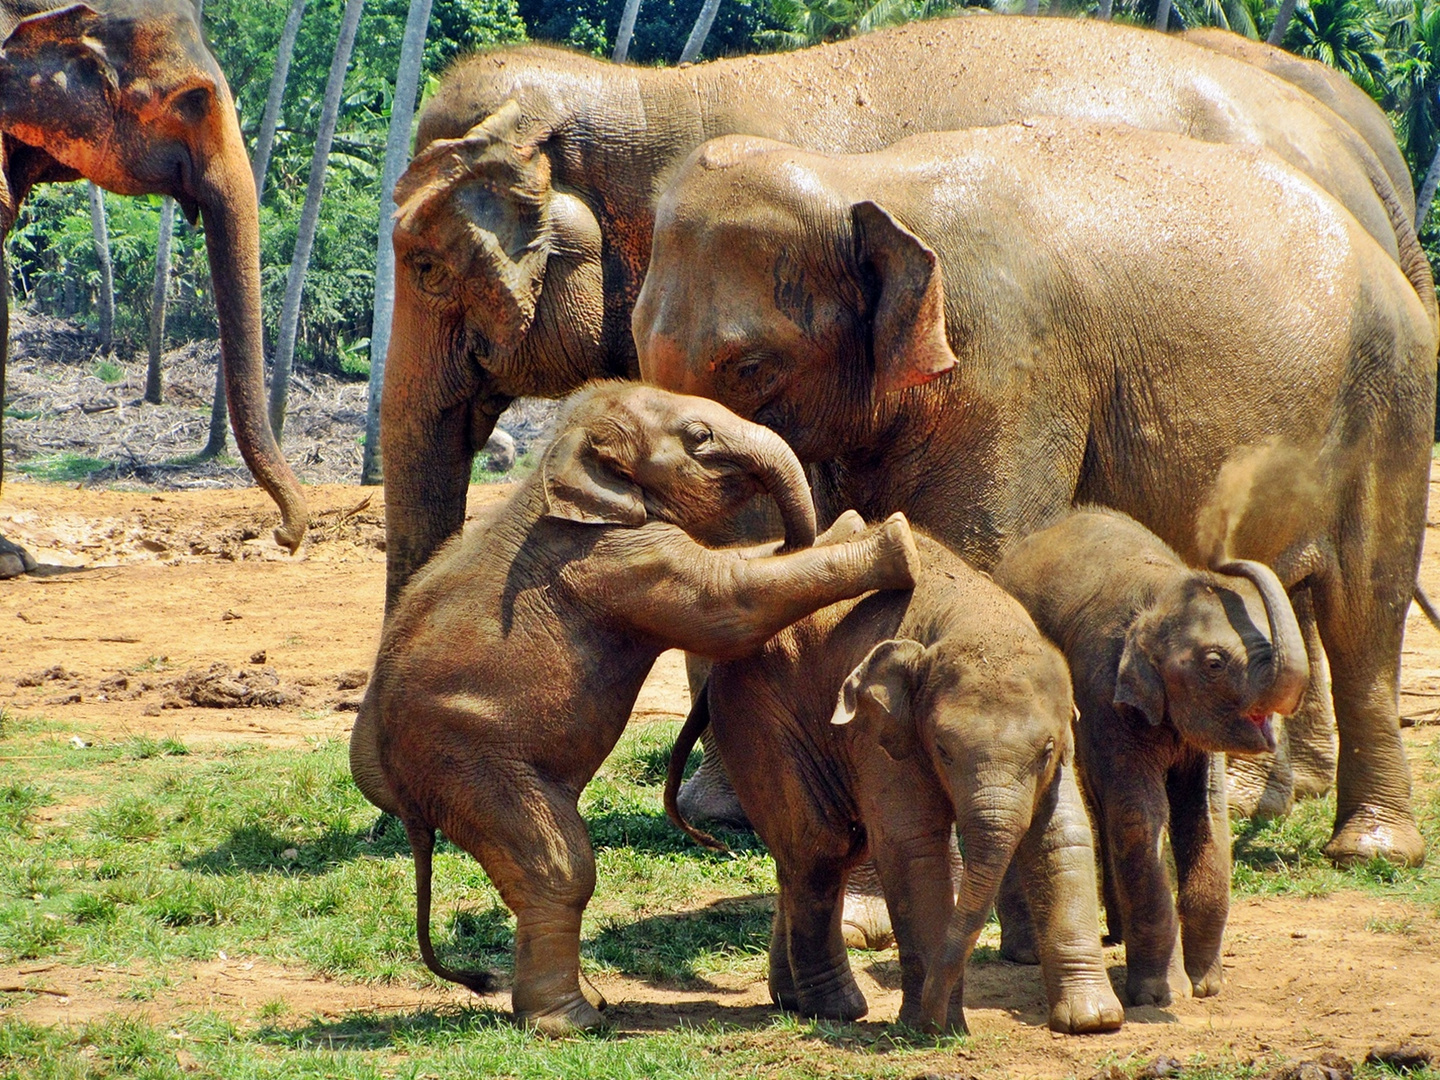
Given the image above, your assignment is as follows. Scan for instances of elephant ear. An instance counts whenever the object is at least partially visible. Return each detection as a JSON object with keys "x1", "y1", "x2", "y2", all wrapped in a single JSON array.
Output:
[
  {"x1": 393, "y1": 100, "x2": 555, "y2": 353},
  {"x1": 1114, "y1": 620, "x2": 1166, "y2": 727},
  {"x1": 541, "y1": 428, "x2": 647, "y2": 527},
  {"x1": 852, "y1": 201, "x2": 958, "y2": 397},
  {"x1": 832, "y1": 638, "x2": 928, "y2": 760}
]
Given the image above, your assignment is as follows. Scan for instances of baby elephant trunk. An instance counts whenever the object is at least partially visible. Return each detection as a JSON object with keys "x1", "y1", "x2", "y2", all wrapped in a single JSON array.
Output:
[
  {"x1": 725, "y1": 422, "x2": 817, "y2": 550},
  {"x1": 1214, "y1": 559, "x2": 1309, "y2": 717}
]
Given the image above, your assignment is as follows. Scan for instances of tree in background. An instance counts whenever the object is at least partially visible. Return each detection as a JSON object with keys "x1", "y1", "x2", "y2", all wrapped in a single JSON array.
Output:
[
  {"x1": 1282, "y1": 0, "x2": 1388, "y2": 97},
  {"x1": 362, "y1": 0, "x2": 437, "y2": 485},
  {"x1": 87, "y1": 184, "x2": 114, "y2": 355},
  {"x1": 146, "y1": 201, "x2": 175, "y2": 405},
  {"x1": 614, "y1": 0, "x2": 644, "y2": 60}
]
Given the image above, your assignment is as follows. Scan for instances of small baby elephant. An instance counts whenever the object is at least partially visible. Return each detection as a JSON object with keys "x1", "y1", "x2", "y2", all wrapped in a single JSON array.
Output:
[
  {"x1": 349, "y1": 383, "x2": 920, "y2": 1034},
  {"x1": 668, "y1": 529, "x2": 1123, "y2": 1035},
  {"x1": 993, "y1": 508, "x2": 1307, "y2": 1006}
]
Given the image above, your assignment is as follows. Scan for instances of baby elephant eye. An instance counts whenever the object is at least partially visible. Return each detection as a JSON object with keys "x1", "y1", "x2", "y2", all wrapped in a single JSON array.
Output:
[
  {"x1": 1038, "y1": 737, "x2": 1056, "y2": 771},
  {"x1": 1204, "y1": 650, "x2": 1228, "y2": 672},
  {"x1": 682, "y1": 423, "x2": 714, "y2": 450}
]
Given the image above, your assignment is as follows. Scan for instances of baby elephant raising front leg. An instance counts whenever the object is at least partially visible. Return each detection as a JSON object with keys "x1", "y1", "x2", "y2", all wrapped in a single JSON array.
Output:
[
  {"x1": 351, "y1": 382, "x2": 919, "y2": 1035},
  {"x1": 994, "y1": 508, "x2": 1307, "y2": 1006}
]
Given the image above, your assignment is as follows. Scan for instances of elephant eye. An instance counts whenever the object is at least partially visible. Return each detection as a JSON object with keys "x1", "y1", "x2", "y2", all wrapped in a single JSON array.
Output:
[
  {"x1": 409, "y1": 254, "x2": 453, "y2": 296},
  {"x1": 1203, "y1": 650, "x2": 1228, "y2": 673},
  {"x1": 173, "y1": 86, "x2": 212, "y2": 123},
  {"x1": 1038, "y1": 737, "x2": 1055, "y2": 771},
  {"x1": 682, "y1": 423, "x2": 713, "y2": 450}
]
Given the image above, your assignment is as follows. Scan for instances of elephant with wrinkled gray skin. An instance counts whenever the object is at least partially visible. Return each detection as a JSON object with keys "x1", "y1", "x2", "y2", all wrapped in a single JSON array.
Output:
[
  {"x1": 349, "y1": 382, "x2": 920, "y2": 1035},
  {"x1": 635, "y1": 120, "x2": 1436, "y2": 869},
  {"x1": 377, "y1": 14, "x2": 1429, "y2": 619},
  {"x1": 667, "y1": 528, "x2": 1122, "y2": 1035},
  {"x1": 0, "y1": 0, "x2": 305, "y2": 579},
  {"x1": 992, "y1": 509, "x2": 1308, "y2": 1006}
]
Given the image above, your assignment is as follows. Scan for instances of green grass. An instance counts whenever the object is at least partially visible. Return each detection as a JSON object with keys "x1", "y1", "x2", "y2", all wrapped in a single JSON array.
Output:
[
  {"x1": 93, "y1": 360, "x2": 125, "y2": 384},
  {"x1": 13, "y1": 454, "x2": 113, "y2": 483},
  {"x1": 0, "y1": 716, "x2": 1435, "y2": 1078},
  {"x1": 471, "y1": 449, "x2": 538, "y2": 484}
]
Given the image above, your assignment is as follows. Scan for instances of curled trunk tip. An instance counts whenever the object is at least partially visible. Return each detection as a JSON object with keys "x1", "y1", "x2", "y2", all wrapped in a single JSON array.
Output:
[{"x1": 1214, "y1": 558, "x2": 1308, "y2": 716}]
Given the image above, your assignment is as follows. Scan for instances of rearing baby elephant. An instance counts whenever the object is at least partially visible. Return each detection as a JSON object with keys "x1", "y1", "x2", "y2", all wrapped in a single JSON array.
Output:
[
  {"x1": 635, "y1": 120, "x2": 1437, "y2": 867},
  {"x1": 351, "y1": 383, "x2": 920, "y2": 1034}
]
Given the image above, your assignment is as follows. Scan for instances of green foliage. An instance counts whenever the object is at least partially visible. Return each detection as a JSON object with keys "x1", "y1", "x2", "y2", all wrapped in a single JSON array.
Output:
[
  {"x1": 518, "y1": 0, "x2": 785, "y2": 63},
  {"x1": 1284, "y1": 0, "x2": 1389, "y2": 97},
  {"x1": 13, "y1": 454, "x2": 114, "y2": 483}
]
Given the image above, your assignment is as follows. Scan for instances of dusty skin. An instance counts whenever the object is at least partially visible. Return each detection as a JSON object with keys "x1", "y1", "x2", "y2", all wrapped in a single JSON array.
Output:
[{"x1": 2, "y1": 475, "x2": 1439, "y2": 1075}]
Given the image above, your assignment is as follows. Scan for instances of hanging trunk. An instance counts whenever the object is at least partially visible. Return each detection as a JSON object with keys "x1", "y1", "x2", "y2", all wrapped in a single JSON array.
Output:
[
  {"x1": 145, "y1": 197, "x2": 175, "y2": 405},
  {"x1": 678, "y1": 0, "x2": 722, "y2": 64},
  {"x1": 361, "y1": 0, "x2": 434, "y2": 485},
  {"x1": 251, "y1": 0, "x2": 308, "y2": 201},
  {"x1": 613, "y1": 0, "x2": 642, "y2": 62},
  {"x1": 268, "y1": 0, "x2": 366, "y2": 442},
  {"x1": 87, "y1": 182, "x2": 113, "y2": 353},
  {"x1": 1267, "y1": 0, "x2": 1298, "y2": 46}
]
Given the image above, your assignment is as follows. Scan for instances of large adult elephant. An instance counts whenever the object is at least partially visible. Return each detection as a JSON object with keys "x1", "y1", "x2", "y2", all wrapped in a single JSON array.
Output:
[
  {"x1": 378, "y1": 13, "x2": 1429, "y2": 615},
  {"x1": 0, "y1": 0, "x2": 306, "y2": 579},
  {"x1": 633, "y1": 123, "x2": 1437, "y2": 869}
]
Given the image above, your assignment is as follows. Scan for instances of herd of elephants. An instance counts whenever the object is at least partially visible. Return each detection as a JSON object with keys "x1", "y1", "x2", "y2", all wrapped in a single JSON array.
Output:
[{"x1": 0, "y1": 0, "x2": 1438, "y2": 1041}]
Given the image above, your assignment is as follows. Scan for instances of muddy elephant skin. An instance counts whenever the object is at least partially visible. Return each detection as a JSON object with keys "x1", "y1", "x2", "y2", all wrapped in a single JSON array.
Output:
[
  {"x1": 376, "y1": 13, "x2": 1428, "y2": 612},
  {"x1": 635, "y1": 120, "x2": 1436, "y2": 869},
  {"x1": 349, "y1": 383, "x2": 921, "y2": 1035},
  {"x1": 0, "y1": 0, "x2": 305, "y2": 579},
  {"x1": 667, "y1": 529, "x2": 1123, "y2": 1035},
  {"x1": 993, "y1": 509, "x2": 1309, "y2": 1006}
]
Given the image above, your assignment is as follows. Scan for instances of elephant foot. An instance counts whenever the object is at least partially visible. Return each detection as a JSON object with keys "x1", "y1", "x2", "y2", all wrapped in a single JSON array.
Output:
[
  {"x1": 675, "y1": 750, "x2": 751, "y2": 830},
  {"x1": 1323, "y1": 805, "x2": 1425, "y2": 868},
  {"x1": 798, "y1": 979, "x2": 868, "y2": 1023},
  {"x1": 1225, "y1": 748, "x2": 1293, "y2": 822},
  {"x1": 1187, "y1": 961, "x2": 1224, "y2": 999},
  {"x1": 515, "y1": 993, "x2": 606, "y2": 1036},
  {"x1": 0, "y1": 534, "x2": 38, "y2": 579},
  {"x1": 1049, "y1": 982, "x2": 1124, "y2": 1034},
  {"x1": 1125, "y1": 972, "x2": 1173, "y2": 1008},
  {"x1": 998, "y1": 920, "x2": 1038, "y2": 966},
  {"x1": 840, "y1": 865, "x2": 894, "y2": 950}
]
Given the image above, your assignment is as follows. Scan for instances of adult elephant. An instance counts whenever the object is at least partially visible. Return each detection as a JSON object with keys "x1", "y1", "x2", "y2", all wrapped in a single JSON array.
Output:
[
  {"x1": 0, "y1": 0, "x2": 305, "y2": 579},
  {"x1": 633, "y1": 123, "x2": 1437, "y2": 869},
  {"x1": 378, "y1": 13, "x2": 1429, "y2": 615}
]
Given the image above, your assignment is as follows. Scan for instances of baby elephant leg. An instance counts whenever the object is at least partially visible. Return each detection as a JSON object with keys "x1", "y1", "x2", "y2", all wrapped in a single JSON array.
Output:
[
  {"x1": 1167, "y1": 753, "x2": 1230, "y2": 998},
  {"x1": 1014, "y1": 763, "x2": 1124, "y2": 1032},
  {"x1": 446, "y1": 772, "x2": 603, "y2": 1035},
  {"x1": 1102, "y1": 771, "x2": 1178, "y2": 1007}
]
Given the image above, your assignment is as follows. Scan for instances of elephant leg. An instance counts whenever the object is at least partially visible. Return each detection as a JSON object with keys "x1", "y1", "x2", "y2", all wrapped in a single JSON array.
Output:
[
  {"x1": 997, "y1": 858, "x2": 1037, "y2": 964},
  {"x1": 1102, "y1": 768, "x2": 1178, "y2": 1007},
  {"x1": 1285, "y1": 588, "x2": 1337, "y2": 799},
  {"x1": 443, "y1": 772, "x2": 602, "y2": 1035},
  {"x1": 868, "y1": 825, "x2": 959, "y2": 1030},
  {"x1": 1015, "y1": 763, "x2": 1124, "y2": 1033},
  {"x1": 840, "y1": 857, "x2": 896, "y2": 951},
  {"x1": 1167, "y1": 753, "x2": 1229, "y2": 999},
  {"x1": 1312, "y1": 538, "x2": 1424, "y2": 867},
  {"x1": 675, "y1": 655, "x2": 751, "y2": 829},
  {"x1": 778, "y1": 859, "x2": 867, "y2": 1021},
  {"x1": 768, "y1": 896, "x2": 799, "y2": 1012}
]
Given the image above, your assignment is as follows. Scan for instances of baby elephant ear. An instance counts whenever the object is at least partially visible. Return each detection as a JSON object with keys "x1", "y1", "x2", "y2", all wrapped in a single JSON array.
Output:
[
  {"x1": 541, "y1": 428, "x2": 647, "y2": 527},
  {"x1": 1114, "y1": 624, "x2": 1166, "y2": 726},
  {"x1": 832, "y1": 638, "x2": 928, "y2": 760}
]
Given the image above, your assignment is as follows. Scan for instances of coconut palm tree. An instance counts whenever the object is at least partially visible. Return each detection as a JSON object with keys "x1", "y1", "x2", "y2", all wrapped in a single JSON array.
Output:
[
  {"x1": 1391, "y1": 0, "x2": 1440, "y2": 225},
  {"x1": 1282, "y1": 0, "x2": 1389, "y2": 97}
]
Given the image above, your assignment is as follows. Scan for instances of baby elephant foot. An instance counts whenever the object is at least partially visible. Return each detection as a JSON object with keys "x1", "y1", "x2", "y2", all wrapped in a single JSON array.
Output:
[
  {"x1": 516, "y1": 993, "x2": 606, "y2": 1037},
  {"x1": 1188, "y1": 961, "x2": 1224, "y2": 999},
  {"x1": 865, "y1": 513, "x2": 921, "y2": 592},
  {"x1": 1049, "y1": 983, "x2": 1125, "y2": 1034},
  {"x1": 0, "y1": 535, "x2": 38, "y2": 579},
  {"x1": 1126, "y1": 972, "x2": 1172, "y2": 1008}
]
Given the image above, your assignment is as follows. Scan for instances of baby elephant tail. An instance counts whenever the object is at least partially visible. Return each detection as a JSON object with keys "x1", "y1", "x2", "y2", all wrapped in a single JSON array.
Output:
[
  {"x1": 405, "y1": 821, "x2": 497, "y2": 994},
  {"x1": 1415, "y1": 585, "x2": 1440, "y2": 632},
  {"x1": 664, "y1": 686, "x2": 728, "y2": 853}
]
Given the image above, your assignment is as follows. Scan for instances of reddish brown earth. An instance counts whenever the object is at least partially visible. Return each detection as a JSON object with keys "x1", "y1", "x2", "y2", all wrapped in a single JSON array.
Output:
[{"x1": 2, "y1": 474, "x2": 1438, "y2": 1075}]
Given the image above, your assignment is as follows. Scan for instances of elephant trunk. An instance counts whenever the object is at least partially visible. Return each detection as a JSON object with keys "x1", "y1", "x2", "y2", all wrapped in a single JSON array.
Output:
[
  {"x1": 195, "y1": 116, "x2": 307, "y2": 553},
  {"x1": 919, "y1": 784, "x2": 1029, "y2": 1032},
  {"x1": 726, "y1": 421, "x2": 817, "y2": 551},
  {"x1": 1215, "y1": 559, "x2": 1309, "y2": 718}
]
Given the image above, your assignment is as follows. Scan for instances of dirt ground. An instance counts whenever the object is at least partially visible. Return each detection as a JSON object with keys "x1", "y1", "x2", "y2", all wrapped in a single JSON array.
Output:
[{"x1": 2, "y1": 473, "x2": 1439, "y2": 1075}]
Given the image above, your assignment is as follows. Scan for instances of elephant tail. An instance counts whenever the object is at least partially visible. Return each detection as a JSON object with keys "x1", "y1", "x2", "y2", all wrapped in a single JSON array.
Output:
[
  {"x1": 664, "y1": 685, "x2": 728, "y2": 853},
  {"x1": 1415, "y1": 585, "x2": 1440, "y2": 632},
  {"x1": 406, "y1": 820, "x2": 497, "y2": 995}
]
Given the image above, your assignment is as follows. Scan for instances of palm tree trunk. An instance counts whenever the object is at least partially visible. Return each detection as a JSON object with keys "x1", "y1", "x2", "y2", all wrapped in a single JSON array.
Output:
[
  {"x1": 1023, "y1": 0, "x2": 1040, "y2": 14},
  {"x1": 613, "y1": 0, "x2": 642, "y2": 62},
  {"x1": 146, "y1": 197, "x2": 175, "y2": 405},
  {"x1": 1415, "y1": 139, "x2": 1440, "y2": 232},
  {"x1": 87, "y1": 183, "x2": 114, "y2": 354},
  {"x1": 679, "y1": 0, "x2": 722, "y2": 64},
  {"x1": 361, "y1": 0, "x2": 433, "y2": 485},
  {"x1": 1155, "y1": 0, "x2": 1172, "y2": 30},
  {"x1": 1267, "y1": 0, "x2": 1297, "y2": 45},
  {"x1": 268, "y1": 0, "x2": 366, "y2": 443},
  {"x1": 1097, "y1": 0, "x2": 1113, "y2": 18},
  {"x1": 252, "y1": 0, "x2": 308, "y2": 202}
]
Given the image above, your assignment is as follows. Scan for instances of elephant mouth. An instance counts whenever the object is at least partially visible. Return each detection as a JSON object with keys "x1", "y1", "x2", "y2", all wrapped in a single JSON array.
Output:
[{"x1": 1242, "y1": 711, "x2": 1279, "y2": 754}]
